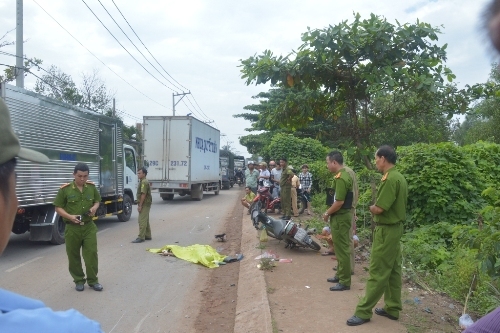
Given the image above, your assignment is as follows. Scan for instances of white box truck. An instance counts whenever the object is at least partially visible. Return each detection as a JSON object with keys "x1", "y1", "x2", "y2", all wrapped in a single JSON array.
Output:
[{"x1": 143, "y1": 116, "x2": 221, "y2": 201}]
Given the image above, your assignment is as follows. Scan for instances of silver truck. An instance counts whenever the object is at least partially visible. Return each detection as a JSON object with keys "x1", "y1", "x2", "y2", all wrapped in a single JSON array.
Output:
[
  {"x1": 143, "y1": 116, "x2": 221, "y2": 201},
  {"x1": 1, "y1": 83, "x2": 139, "y2": 244}
]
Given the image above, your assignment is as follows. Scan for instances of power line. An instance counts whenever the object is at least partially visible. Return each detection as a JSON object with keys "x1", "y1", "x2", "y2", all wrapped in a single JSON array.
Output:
[
  {"x1": 95, "y1": 0, "x2": 183, "y2": 92},
  {"x1": 80, "y1": 0, "x2": 177, "y2": 94},
  {"x1": 110, "y1": 0, "x2": 189, "y2": 92},
  {"x1": 31, "y1": 0, "x2": 170, "y2": 110}
]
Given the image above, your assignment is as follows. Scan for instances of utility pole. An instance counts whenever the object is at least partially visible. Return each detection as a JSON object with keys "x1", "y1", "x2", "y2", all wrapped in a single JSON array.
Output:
[
  {"x1": 172, "y1": 91, "x2": 191, "y2": 116},
  {"x1": 16, "y1": 0, "x2": 24, "y2": 88},
  {"x1": 112, "y1": 98, "x2": 116, "y2": 117}
]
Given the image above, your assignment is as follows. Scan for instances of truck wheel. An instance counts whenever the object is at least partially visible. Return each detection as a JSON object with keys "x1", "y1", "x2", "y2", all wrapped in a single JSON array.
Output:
[
  {"x1": 162, "y1": 194, "x2": 174, "y2": 200},
  {"x1": 50, "y1": 216, "x2": 66, "y2": 245},
  {"x1": 214, "y1": 183, "x2": 220, "y2": 195},
  {"x1": 117, "y1": 194, "x2": 133, "y2": 222}
]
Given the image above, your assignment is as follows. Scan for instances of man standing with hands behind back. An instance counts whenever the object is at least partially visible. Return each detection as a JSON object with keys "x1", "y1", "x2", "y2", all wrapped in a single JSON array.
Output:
[
  {"x1": 54, "y1": 163, "x2": 103, "y2": 292},
  {"x1": 347, "y1": 145, "x2": 408, "y2": 326},
  {"x1": 132, "y1": 167, "x2": 152, "y2": 243}
]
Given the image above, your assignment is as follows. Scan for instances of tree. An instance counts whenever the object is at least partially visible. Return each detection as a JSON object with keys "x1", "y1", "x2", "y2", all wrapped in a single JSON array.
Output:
[
  {"x1": 33, "y1": 65, "x2": 83, "y2": 105},
  {"x1": 33, "y1": 66, "x2": 115, "y2": 114},
  {"x1": 240, "y1": 13, "x2": 480, "y2": 168},
  {"x1": 453, "y1": 65, "x2": 500, "y2": 145},
  {"x1": 80, "y1": 68, "x2": 115, "y2": 113},
  {"x1": 0, "y1": 29, "x2": 43, "y2": 83}
]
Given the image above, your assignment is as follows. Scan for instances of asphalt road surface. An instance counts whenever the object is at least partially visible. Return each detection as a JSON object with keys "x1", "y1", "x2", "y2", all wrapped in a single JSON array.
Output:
[{"x1": 0, "y1": 189, "x2": 240, "y2": 333}]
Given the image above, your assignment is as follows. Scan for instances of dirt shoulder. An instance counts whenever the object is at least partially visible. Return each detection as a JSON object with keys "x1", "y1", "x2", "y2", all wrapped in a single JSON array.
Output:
[{"x1": 190, "y1": 198, "x2": 465, "y2": 333}]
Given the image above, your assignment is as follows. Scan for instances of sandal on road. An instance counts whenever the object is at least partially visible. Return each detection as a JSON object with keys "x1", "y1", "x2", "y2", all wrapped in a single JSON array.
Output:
[{"x1": 321, "y1": 251, "x2": 335, "y2": 256}]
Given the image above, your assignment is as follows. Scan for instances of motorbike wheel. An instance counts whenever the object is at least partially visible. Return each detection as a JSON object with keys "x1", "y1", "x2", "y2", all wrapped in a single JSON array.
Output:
[
  {"x1": 308, "y1": 239, "x2": 321, "y2": 251},
  {"x1": 298, "y1": 199, "x2": 305, "y2": 214}
]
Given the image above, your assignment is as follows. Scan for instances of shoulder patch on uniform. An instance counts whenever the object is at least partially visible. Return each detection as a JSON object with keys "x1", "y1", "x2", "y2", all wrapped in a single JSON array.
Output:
[
  {"x1": 86, "y1": 180, "x2": 95, "y2": 185},
  {"x1": 334, "y1": 172, "x2": 341, "y2": 179},
  {"x1": 381, "y1": 173, "x2": 388, "y2": 181},
  {"x1": 60, "y1": 183, "x2": 70, "y2": 189}
]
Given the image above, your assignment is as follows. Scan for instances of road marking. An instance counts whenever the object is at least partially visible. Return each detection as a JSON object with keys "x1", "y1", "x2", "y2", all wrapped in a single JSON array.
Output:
[
  {"x1": 134, "y1": 312, "x2": 150, "y2": 333},
  {"x1": 97, "y1": 228, "x2": 110, "y2": 235},
  {"x1": 6, "y1": 256, "x2": 43, "y2": 273},
  {"x1": 108, "y1": 311, "x2": 126, "y2": 333},
  {"x1": 189, "y1": 225, "x2": 196, "y2": 233}
]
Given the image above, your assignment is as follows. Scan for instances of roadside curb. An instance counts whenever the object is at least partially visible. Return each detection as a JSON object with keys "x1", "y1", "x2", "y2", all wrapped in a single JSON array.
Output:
[{"x1": 234, "y1": 209, "x2": 273, "y2": 333}]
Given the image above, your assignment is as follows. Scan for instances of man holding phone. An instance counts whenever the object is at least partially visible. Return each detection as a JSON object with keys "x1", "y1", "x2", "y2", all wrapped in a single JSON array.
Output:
[{"x1": 54, "y1": 163, "x2": 102, "y2": 292}]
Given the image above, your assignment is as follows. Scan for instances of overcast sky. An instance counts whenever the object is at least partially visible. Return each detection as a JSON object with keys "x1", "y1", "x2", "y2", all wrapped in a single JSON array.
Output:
[{"x1": 0, "y1": 0, "x2": 497, "y2": 157}]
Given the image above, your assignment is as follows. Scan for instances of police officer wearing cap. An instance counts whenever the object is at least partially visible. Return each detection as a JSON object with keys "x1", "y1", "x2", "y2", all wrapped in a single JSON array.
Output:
[{"x1": 54, "y1": 163, "x2": 103, "y2": 292}]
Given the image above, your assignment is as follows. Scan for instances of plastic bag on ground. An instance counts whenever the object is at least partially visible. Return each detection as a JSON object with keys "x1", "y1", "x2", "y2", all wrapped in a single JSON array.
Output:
[{"x1": 459, "y1": 314, "x2": 474, "y2": 329}]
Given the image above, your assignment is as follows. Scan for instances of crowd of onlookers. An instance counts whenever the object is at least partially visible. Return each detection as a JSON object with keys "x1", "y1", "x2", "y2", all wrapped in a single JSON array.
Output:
[{"x1": 240, "y1": 159, "x2": 313, "y2": 218}]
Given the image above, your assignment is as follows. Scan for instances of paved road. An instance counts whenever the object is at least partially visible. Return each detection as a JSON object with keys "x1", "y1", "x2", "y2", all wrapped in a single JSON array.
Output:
[{"x1": 0, "y1": 189, "x2": 241, "y2": 333}]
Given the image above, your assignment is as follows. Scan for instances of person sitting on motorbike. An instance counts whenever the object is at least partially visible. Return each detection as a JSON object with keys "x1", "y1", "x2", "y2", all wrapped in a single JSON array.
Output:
[
  {"x1": 235, "y1": 168, "x2": 244, "y2": 182},
  {"x1": 241, "y1": 186, "x2": 256, "y2": 213}
]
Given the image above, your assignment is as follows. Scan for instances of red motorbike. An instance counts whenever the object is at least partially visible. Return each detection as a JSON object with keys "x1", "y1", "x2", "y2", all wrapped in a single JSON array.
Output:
[{"x1": 250, "y1": 180, "x2": 281, "y2": 214}]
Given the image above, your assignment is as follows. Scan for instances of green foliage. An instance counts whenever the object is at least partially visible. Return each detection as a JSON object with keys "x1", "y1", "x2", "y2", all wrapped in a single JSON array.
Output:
[
  {"x1": 397, "y1": 143, "x2": 484, "y2": 229},
  {"x1": 401, "y1": 222, "x2": 454, "y2": 271},
  {"x1": 261, "y1": 133, "x2": 329, "y2": 169},
  {"x1": 455, "y1": 187, "x2": 500, "y2": 280},
  {"x1": 439, "y1": 249, "x2": 499, "y2": 315},
  {"x1": 462, "y1": 142, "x2": 500, "y2": 191}
]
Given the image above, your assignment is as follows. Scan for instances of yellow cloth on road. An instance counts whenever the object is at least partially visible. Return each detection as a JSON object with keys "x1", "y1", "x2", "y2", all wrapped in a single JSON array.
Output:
[{"x1": 147, "y1": 244, "x2": 227, "y2": 268}]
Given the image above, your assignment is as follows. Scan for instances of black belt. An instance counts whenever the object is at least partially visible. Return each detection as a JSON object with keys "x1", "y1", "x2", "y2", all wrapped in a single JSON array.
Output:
[{"x1": 375, "y1": 222, "x2": 402, "y2": 227}]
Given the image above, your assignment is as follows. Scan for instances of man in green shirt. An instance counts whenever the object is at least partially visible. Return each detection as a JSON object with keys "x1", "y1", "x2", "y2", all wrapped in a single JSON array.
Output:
[
  {"x1": 54, "y1": 163, "x2": 102, "y2": 292},
  {"x1": 323, "y1": 151, "x2": 353, "y2": 291},
  {"x1": 347, "y1": 145, "x2": 408, "y2": 326},
  {"x1": 279, "y1": 158, "x2": 294, "y2": 220},
  {"x1": 132, "y1": 167, "x2": 152, "y2": 243}
]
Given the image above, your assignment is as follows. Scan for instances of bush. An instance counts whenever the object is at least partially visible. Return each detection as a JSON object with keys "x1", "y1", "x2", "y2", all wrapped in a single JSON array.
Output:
[
  {"x1": 397, "y1": 143, "x2": 485, "y2": 229},
  {"x1": 401, "y1": 222, "x2": 455, "y2": 271},
  {"x1": 261, "y1": 133, "x2": 329, "y2": 168}
]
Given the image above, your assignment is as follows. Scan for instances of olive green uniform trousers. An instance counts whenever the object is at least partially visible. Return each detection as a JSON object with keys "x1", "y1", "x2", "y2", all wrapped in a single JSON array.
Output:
[
  {"x1": 330, "y1": 210, "x2": 352, "y2": 286},
  {"x1": 280, "y1": 186, "x2": 292, "y2": 216},
  {"x1": 355, "y1": 223, "x2": 403, "y2": 319},
  {"x1": 65, "y1": 222, "x2": 99, "y2": 285},
  {"x1": 138, "y1": 205, "x2": 152, "y2": 240}
]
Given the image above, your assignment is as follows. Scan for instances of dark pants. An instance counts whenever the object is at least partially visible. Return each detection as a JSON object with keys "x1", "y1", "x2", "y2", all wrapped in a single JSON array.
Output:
[{"x1": 65, "y1": 222, "x2": 99, "y2": 285}]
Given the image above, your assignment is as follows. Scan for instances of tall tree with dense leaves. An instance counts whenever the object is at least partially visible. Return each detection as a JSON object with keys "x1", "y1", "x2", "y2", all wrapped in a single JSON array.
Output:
[{"x1": 240, "y1": 13, "x2": 478, "y2": 168}]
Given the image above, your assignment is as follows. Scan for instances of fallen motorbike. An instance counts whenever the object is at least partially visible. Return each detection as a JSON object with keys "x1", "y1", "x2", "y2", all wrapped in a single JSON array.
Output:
[
  {"x1": 250, "y1": 201, "x2": 321, "y2": 251},
  {"x1": 251, "y1": 180, "x2": 280, "y2": 214}
]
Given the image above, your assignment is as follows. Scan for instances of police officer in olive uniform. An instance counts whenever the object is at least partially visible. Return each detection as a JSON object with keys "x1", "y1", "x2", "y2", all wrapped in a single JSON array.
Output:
[
  {"x1": 347, "y1": 145, "x2": 408, "y2": 326},
  {"x1": 54, "y1": 163, "x2": 103, "y2": 292},
  {"x1": 279, "y1": 158, "x2": 293, "y2": 220},
  {"x1": 132, "y1": 167, "x2": 152, "y2": 243},
  {"x1": 323, "y1": 151, "x2": 353, "y2": 291}
]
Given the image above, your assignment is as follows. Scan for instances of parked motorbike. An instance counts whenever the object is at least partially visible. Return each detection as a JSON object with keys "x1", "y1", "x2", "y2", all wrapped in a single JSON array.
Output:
[
  {"x1": 236, "y1": 176, "x2": 244, "y2": 187},
  {"x1": 250, "y1": 201, "x2": 321, "y2": 251},
  {"x1": 295, "y1": 188, "x2": 308, "y2": 215},
  {"x1": 252, "y1": 180, "x2": 281, "y2": 214}
]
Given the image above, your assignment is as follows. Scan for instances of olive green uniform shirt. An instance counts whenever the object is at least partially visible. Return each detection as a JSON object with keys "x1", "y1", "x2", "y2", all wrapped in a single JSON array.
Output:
[
  {"x1": 333, "y1": 168, "x2": 353, "y2": 213},
  {"x1": 137, "y1": 178, "x2": 152, "y2": 207},
  {"x1": 374, "y1": 167, "x2": 408, "y2": 225},
  {"x1": 280, "y1": 168, "x2": 293, "y2": 188},
  {"x1": 344, "y1": 166, "x2": 359, "y2": 209},
  {"x1": 54, "y1": 181, "x2": 101, "y2": 223}
]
